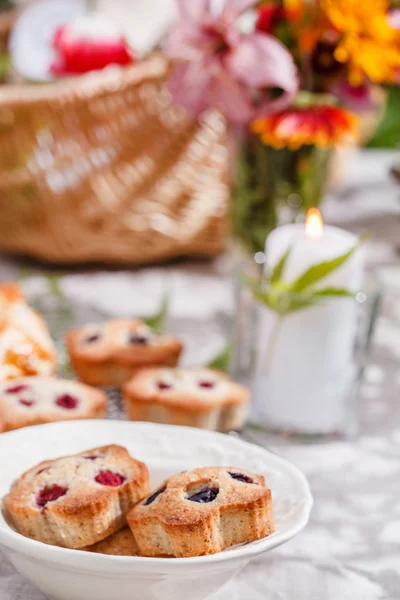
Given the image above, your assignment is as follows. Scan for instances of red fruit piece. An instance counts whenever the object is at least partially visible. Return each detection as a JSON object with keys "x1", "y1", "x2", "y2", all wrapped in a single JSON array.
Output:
[
  {"x1": 36, "y1": 485, "x2": 68, "y2": 508},
  {"x1": 198, "y1": 381, "x2": 215, "y2": 389},
  {"x1": 95, "y1": 470, "x2": 126, "y2": 487},
  {"x1": 5, "y1": 385, "x2": 29, "y2": 394},
  {"x1": 19, "y1": 399, "x2": 34, "y2": 407},
  {"x1": 157, "y1": 381, "x2": 172, "y2": 390},
  {"x1": 55, "y1": 394, "x2": 79, "y2": 410}
]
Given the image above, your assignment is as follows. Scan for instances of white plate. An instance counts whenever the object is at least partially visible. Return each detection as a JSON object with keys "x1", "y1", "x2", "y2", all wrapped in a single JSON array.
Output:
[{"x1": 0, "y1": 421, "x2": 312, "y2": 600}]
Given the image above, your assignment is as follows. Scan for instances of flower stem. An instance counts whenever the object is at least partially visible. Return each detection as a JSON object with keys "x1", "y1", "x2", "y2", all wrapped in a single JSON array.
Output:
[{"x1": 261, "y1": 315, "x2": 284, "y2": 376}]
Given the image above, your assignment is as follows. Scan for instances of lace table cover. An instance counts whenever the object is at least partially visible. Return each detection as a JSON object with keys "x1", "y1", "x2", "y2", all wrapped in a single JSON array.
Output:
[{"x1": 0, "y1": 150, "x2": 399, "y2": 599}]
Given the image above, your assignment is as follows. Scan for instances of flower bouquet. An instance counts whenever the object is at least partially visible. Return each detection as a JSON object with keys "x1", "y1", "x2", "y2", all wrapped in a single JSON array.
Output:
[{"x1": 165, "y1": 0, "x2": 400, "y2": 254}]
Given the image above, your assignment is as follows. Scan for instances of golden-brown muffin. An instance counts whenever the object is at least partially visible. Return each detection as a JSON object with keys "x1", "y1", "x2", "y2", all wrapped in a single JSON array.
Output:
[
  {"x1": 7, "y1": 445, "x2": 150, "y2": 549},
  {"x1": 0, "y1": 377, "x2": 107, "y2": 431},
  {"x1": 123, "y1": 368, "x2": 249, "y2": 432},
  {"x1": 66, "y1": 319, "x2": 183, "y2": 387},
  {"x1": 127, "y1": 467, "x2": 274, "y2": 558}
]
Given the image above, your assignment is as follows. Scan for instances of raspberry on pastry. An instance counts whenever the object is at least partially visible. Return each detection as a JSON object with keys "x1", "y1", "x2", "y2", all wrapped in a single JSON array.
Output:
[
  {"x1": 123, "y1": 368, "x2": 250, "y2": 432},
  {"x1": 66, "y1": 319, "x2": 183, "y2": 387},
  {"x1": 84, "y1": 527, "x2": 139, "y2": 556},
  {"x1": 0, "y1": 283, "x2": 57, "y2": 381},
  {"x1": 0, "y1": 377, "x2": 107, "y2": 431},
  {"x1": 127, "y1": 467, "x2": 274, "y2": 558},
  {"x1": 6, "y1": 445, "x2": 150, "y2": 549}
]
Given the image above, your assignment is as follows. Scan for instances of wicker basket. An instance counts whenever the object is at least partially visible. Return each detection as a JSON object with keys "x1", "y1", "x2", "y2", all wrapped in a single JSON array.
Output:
[{"x1": 0, "y1": 54, "x2": 230, "y2": 264}]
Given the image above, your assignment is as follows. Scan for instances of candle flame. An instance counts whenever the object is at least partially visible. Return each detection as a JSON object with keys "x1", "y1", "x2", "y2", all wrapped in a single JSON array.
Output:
[{"x1": 306, "y1": 208, "x2": 323, "y2": 240}]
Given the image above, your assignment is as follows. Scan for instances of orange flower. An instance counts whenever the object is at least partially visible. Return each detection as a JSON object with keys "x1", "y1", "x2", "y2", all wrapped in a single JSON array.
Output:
[
  {"x1": 321, "y1": 0, "x2": 400, "y2": 85},
  {"x1": 283, "y1": 0, "x2": 330, "y2": 53},
  {"x1": 252, "y1": 105, "x2": 358, "y2": 150}
]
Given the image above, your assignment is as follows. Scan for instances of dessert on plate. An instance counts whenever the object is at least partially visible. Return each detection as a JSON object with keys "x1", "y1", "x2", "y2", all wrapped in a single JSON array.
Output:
[
  {"x1": 127, "y1": 466, "x2": 274, "y2": 558},
  {"x1": 0, "y1": 283, "x2": 57, "y2": 381},
  {"x1": 6, "y1": 445, "x2": 150, "y2": 549},
  {"x1": 123, "y1": 368, "x2": 250, "y2": 432},
  {"x1": 66, "y1": 319, "x2": 183, "y2": 387},
  {"x1": 0, "y1": 377, "x2": 107, "y2": 431}
]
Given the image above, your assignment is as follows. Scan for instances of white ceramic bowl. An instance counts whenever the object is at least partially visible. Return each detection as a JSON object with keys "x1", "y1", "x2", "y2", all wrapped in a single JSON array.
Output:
[{"x1": 0, "y1": 421, "x2": 312, "y2": 600}]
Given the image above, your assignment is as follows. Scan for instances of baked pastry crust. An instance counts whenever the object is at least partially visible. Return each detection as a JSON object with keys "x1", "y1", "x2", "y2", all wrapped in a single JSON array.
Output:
[
  {"x1": 0, "y1": 377, "x2": 107, "y2": 431},
  {"x1": 84, "y1": 527, "x2": 139, "y2": 556},
  {"x1": 123, "y1": 368, "x2": 249, "y2": 432},
  {"x1": 66, "y1": 319, "x2": 183, "y2": 387},
  {"x1": 6, "y1": 445, "x2": 150, "y2": 549},
  {"x1": 127, "y1": 467, "x2": 274, "y2": 558},
  {"x1": 0, "y1": 283, "x2": 57, "y2": 381}
]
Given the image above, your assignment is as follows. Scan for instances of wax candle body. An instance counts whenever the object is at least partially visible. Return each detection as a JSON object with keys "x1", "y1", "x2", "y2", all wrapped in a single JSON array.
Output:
[{"x1": 251, "y1": 223, "x2": 365, "y2": 434}]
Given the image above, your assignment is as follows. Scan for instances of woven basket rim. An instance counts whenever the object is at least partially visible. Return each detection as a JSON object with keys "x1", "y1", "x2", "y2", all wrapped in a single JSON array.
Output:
[{"x1": 0, "y1": 53, "x2": 169, "y2": 106}]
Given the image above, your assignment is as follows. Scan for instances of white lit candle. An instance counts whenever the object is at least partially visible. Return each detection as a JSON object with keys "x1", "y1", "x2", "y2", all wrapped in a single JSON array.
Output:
[{"x1": 251, "y1": 210, "x2": 366, "y2": 435}]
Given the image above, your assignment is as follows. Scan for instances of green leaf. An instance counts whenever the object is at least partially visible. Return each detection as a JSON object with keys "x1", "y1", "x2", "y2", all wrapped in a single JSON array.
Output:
[
  {"x1": 312, "y1": 288, "x2": 355, "y2": 297},
  {"x1": 48, "y1": 274, "x2": 63, "y2": 299},
  {"x1": 143, "y1": 292, "x2": 169, "y2": 332},
  {"x1": 288, "y1": 240, "x2": 363, "y2": 293},
  {"x1": 0, "y1": 53, "x2": 10, "y2": 80},
  {"x1": 208, "y1": 344, "x2": 231, "y2": 372},
  {"x1": 270, "y1": 247, "x2": 291, "y2": 285}
]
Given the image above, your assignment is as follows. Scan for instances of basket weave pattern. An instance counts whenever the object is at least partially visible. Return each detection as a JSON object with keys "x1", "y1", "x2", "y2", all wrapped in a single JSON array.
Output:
[{"x1": 0, "y1": 55, "x2": 230, "y2": 264}]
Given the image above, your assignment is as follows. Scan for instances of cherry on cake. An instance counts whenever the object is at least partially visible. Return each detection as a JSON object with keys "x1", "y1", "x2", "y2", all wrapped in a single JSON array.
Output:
[
  {"x1": 127, "y1": 467, "x2": 274, "y2": 558},
  {"x1": 123, "y1": 368, "x2": 250, "y2": 432},
  {"x1": 0, "y1": 283, "x2": 57, "y2": 381},
  {"x1": 66, "y1": 319, "x2": 183, "y2": 387},
  {"x1": 0, "y1": 377, "x2": 108, "y2": 431},
  {"x1": 6, "y1": 445, "x2": 150, "y2": 549}
]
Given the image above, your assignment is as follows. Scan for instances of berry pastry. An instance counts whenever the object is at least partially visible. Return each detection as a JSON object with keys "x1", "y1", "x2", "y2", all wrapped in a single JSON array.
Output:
[
  {"x1": 0, "y1": 377, "x2": 107, "y2": 431},
  {"x1": 127, "y1": 467, "x2": 274, "y2": 558},
  {"x1": 6, "y1": 445, "x2": 150, "y2": 549},
  {"x1": 85, "y1": 527, "x2": 139, "y2": 556},
  {"x1": 123, "y1": 368, "x2": 250, "y2": 432},
  {"x1": 66, "y1": 319, "x2": 183, "y2": 387},
  {"x1": 0, "y1": 283, "x2": 57, "y2": 381}
]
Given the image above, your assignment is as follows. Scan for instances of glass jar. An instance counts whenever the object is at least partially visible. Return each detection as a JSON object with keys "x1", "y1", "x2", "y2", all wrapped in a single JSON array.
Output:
[
  {"x1": 233, "y1": 134, "x2": 332, "y2": 255},
  {"x1": 230, "y1": 261, "x2": 381, "y2": 440}
]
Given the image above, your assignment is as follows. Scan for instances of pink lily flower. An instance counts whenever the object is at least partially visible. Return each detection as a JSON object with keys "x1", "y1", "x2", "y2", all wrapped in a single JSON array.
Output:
[{"x1": 166, "y1": 0, "x2": 299, "y2": 124}]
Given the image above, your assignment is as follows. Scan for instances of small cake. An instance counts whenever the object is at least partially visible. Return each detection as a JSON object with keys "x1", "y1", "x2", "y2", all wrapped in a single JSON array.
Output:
[
  {"x1": 127, "y1": 467, "x2": 274, "y2": 558},
  {"x1": 85, "y1": 527, "x2": 139, "y2": 556},
  {"x1": 0, "y1": 283, "x2": 57, "y2": 381},
  {"x1": 6, "y1": 445, "x2": 150, "y2": 549},
  {"x1": 66, "y1": 319, "x2": 183, "y2": 387},
  {"x1": 123, "y1": 368, "x2": 250, "y2": 432},
  {"x1": 0, "y1": 377, "x2": 108, "y2": 431}
]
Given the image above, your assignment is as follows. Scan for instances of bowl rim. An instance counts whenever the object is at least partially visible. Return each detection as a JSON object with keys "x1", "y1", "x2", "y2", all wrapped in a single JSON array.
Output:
[{"x1": 0, "y1": 421, "x2": 313, "y2": 573}]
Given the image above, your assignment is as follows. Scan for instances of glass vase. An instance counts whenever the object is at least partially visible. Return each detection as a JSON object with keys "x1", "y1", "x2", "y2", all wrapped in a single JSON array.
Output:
[
  {"x1": 233, "y1": 134, "x2": 332, "y2": 255},
  {"x1": 230, "y1": 262, "x2": 381, "y2": 440}
]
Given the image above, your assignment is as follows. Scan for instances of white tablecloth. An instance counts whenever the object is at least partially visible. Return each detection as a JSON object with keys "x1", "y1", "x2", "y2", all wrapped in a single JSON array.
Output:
[{"x1": 0, "y1": 150, "x2": 399, "y2": 599}]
